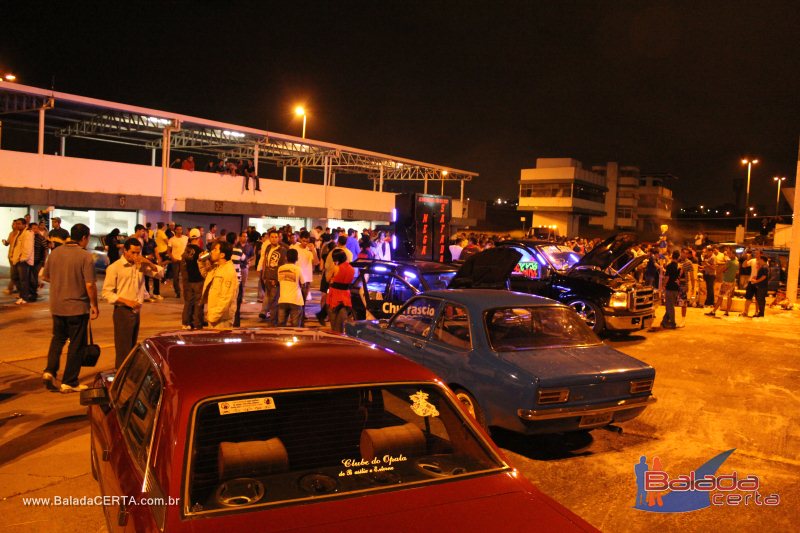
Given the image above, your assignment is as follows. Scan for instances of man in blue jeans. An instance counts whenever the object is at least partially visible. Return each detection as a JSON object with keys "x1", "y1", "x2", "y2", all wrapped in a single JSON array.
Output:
[
  {"x1": 42, "y1": 223, "x2": 100, "y2": 393},
  {"x1": 660, "y1": 250, "x2": 680, "y2": 329}
]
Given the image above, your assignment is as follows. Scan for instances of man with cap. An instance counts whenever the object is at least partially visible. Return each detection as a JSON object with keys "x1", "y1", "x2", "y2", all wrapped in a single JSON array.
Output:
[
  {"x1": 102, "y1": 237, "x2": 164, "y2": 368},
  {"x1": 48, "y1": 217, "x2": 69, "y2": 249},
  {"x1": 180, "y1": 228, "x2": 207, "y2": 329}
]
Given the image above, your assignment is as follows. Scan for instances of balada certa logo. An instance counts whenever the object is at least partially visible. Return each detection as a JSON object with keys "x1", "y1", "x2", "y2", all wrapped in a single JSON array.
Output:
[{"x1": 634, "y1": 449, "x2": 780, "y2": 512}]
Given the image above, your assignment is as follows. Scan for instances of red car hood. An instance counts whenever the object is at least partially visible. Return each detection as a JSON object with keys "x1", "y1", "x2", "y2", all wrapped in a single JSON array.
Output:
[{"x1": 182, "y1": 472, "x2": 596, "y2": 532}]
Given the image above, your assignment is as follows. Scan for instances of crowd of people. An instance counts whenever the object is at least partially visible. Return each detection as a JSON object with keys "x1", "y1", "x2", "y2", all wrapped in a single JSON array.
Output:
[
  {"x1": 4, "y1": 215, "x2": 791, "y2": 392},
  {"x1": 631, "y1": 242, "x2": 781, "y2": 328},
  {"x1": 170, "y1": 155, "x2": 261, "y2": 191},
  {"x1": 3, "y1": 218, "x2": 399, "y2": 391}
]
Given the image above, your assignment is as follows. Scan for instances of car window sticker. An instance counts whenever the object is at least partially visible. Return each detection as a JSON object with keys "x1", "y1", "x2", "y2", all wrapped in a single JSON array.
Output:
[
  {"x1": 218, "y1": 396, "x2": 276, "y2": 416},
  {"x1": 403, "y1": 302, "x2": 437, "y2": 317},
  {"x1": 409, "y1": 390, "x2": 439, "y2": 418}
]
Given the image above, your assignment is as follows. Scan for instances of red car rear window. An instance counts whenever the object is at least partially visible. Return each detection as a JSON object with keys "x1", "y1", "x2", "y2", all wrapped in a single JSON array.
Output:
[{"x1": 185, "y1": 383, "x2": 505, "y2": 516}]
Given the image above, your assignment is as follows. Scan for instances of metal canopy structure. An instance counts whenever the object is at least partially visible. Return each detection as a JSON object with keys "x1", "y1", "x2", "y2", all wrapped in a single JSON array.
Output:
[{"x1": 0, "y1": 82, "x2": 476, "y2": 197}]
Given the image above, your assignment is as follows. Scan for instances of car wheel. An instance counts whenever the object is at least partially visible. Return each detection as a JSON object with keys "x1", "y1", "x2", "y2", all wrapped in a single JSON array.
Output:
[
  {"x1": 453, "y1": 388, "x2": 486, "y2": 429},
  {"x1": 568, "y1": 299, "x2": 605, "y2": 334}
]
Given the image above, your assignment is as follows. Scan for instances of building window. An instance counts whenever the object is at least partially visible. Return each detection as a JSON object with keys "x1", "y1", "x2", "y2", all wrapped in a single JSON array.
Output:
[
  {"x1": 639, "y1": 195, "x2": 656, "y2": 208},
  {"x1": 520, "y1": 183, "x2": 571, "y2": 198},
  {"x1": 572, "y1": 185, "x2": 605, "y2": 204},
  {"x1": 616, "y1": 207, "x2": 633, "y2": 219}
]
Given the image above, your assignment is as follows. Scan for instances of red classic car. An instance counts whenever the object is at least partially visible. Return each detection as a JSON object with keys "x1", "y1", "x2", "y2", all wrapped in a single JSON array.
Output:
[{"x1": 81, "y1": 329, "x2": 596, "y2": 532}]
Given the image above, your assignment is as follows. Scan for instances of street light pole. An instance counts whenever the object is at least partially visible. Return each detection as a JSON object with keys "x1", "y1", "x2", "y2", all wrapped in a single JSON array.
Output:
[
  {"x1": 773, "y1": 176, "x2": 786, "y2": 215},
  {"x1": 295, "y1": 106, "x2": 307, "y2": 183},
  {"x1": 741, "y1": 158, "x2": 759, "y2": 237}
]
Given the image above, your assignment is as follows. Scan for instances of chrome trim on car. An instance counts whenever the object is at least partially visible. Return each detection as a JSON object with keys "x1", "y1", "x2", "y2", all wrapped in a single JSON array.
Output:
[
  {"x1": 631, "y1": 287, "x2": 655, "y2": 312},
  {"x1": 604, "y1": 313, "x2": 654, "y2": 330},
  {"x1": 517, "y1": 395, "x2": 656, "y2": 421}
]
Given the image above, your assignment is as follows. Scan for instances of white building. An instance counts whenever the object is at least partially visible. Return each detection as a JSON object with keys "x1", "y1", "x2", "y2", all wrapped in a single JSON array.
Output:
[
  {"x1": 518, "y1": 158, "x2": 607, "y2": 236},
  {"x1": 518, "y1": 158, "x2": 675, "y2": 236}
]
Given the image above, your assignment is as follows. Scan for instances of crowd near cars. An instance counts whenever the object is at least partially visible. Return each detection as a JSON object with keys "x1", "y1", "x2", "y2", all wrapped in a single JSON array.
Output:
[
  {"x1": 77, "y1": 232, "x2": 671, "y2": 531},
  {"x1": 77, "y1": 226, "x2": 800, "y2": 530}
]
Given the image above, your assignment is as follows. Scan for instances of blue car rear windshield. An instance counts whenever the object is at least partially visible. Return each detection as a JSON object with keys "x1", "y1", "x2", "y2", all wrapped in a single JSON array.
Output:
[
  {"x1": 422, "y1": 272, "x2": 456, "y2": 290},
  {"x1": 485, "y1": 307, "x2": 600, "y2": 350}
]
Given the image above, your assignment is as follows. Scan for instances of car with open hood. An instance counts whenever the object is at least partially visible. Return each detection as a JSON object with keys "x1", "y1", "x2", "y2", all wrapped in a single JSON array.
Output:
[
  {"x1": 345, "y1": 290, "x2": 657, "y2": 436},
  {"x1": 80, "y1": 329, "x2": 595, "y2": 532},
  {"x1": 484, "y1": 234, "x2": 655, "y2": 334}
]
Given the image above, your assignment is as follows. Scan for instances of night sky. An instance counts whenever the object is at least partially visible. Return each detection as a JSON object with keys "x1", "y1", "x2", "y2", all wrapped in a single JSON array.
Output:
[{"x1": 3, "y1": 1, "x2": 799, "y2": 210}]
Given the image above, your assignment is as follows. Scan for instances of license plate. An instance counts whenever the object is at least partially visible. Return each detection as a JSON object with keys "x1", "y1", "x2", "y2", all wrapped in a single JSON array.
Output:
[{"x1": 579, "y1": 413, "x2": 613, "y2": 427}]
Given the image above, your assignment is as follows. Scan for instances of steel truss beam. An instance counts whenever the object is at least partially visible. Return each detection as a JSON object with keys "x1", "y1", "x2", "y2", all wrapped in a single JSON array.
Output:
[
  {"x1": 55, "y1": 112, "x2": 167, "y2": 140},
  {"x1": 145, "y1": 128, "x2": 255, "y2": 150},
  {"x1": 0, "y1": 93, "x2": 53, "y2": 115},
  {"x1": 366, "y1": 166, "x2": 472, "y2": 181}
]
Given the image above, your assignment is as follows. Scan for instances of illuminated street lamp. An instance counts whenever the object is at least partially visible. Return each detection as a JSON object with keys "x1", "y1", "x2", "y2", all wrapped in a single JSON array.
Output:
[
  {"x1": 773, "y1": 176, "x2": 786, "y2": 215},
  {"x1": 741, "y1": 158, "x2": 759, "y2": 235},
  {"x1": 294, "y1": 106, "x2": 307, "y2": 182}
]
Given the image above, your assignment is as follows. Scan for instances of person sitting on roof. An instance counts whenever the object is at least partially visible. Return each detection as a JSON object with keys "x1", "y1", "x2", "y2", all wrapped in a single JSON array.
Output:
[{"x1": 181, "y1": 155, "x2": 195, "y2": 171}]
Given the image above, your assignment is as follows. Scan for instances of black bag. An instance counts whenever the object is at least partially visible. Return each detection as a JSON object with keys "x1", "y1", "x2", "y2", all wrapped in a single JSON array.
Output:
[{"x1": 81, "y1": 322, "x2": 101, "y2": 367}]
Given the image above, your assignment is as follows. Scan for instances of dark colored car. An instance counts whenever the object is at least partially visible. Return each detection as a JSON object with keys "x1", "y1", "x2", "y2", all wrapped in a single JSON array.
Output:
[
  {"x1": 346, "y1": 290, "x2": 656, "y2": 435},
  {"x1": 350, "y1": 259, "x2": 459, "y2": 320},
  {"x1": 490, "y1": 234, "x2": 655, "y2": 334},
  {"x1": 80, "y1": 329, "x2": 595, "y2": 532}
]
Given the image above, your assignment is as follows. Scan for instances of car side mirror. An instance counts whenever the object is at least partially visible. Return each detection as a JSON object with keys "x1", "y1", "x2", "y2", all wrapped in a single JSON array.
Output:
[
  {"x1": 379, "y1": 319, "x2": 390, "y2": 329},
  {"x1": 80, "y1": 387, "x2": 109, "y2": 407}
]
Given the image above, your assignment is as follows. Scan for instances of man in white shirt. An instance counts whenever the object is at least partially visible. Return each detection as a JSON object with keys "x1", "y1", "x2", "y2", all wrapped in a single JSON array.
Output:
[
  {"x1": 292, "y1": 230, "x2": 319, "y2": 323},
  {"x1": 168, "y1": 224, "x2": 189, "y2": 298},
  {"x1": 205, "y1": 224, "x2": 217, "y2": 246},
  {"x1": 277, "y1": 248, "x2": 305, "y2": 326},
  {"x1": 102, "y1": 237, "x2": 164, "y2": 367}
]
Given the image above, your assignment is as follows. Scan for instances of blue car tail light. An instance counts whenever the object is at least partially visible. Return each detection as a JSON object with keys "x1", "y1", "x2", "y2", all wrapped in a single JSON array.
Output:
[
  {"x1": 629, "y1": 379, "x2": 654, "y2": 394},
  {"x1": 537, "y1": 388, "x2": 570, "y2": 405}
]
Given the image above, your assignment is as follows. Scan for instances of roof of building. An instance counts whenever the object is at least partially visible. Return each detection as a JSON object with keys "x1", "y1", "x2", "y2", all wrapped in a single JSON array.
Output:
[{"x1": 0, "y1": 82, "x2": 477, "y2": 182}]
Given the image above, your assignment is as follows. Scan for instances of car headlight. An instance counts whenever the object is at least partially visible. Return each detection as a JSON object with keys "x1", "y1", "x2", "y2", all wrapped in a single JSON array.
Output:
[{"x1": 610, "y1": 291, "x2": 628, "y2": 308}]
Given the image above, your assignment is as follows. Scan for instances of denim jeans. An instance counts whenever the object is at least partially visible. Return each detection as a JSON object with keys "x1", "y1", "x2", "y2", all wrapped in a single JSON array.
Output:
[
  {"x1": 277, "y1": 303, "x2": 302, "y2": 326},
  {"x1": 261, "y1": 280, "x2": 280, "y2": 325},
  {"x1": 45, "y1": 314, "x2": 89, "y2": 386},
  {"x1": 16, "y1": 263, "x2": 34, "y2": 301},
  {"x1": 661, "y1": 290, "x2": 678, "y2": 327},
  {"x1": 182, "y1": 281, "x2": 204, "y2": 328}
]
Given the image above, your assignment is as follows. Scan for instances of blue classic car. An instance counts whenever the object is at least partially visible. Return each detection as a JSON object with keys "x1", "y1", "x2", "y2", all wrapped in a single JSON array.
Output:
[{"x1": 345, "y1": 290, "x2": 656, "y2": 435}]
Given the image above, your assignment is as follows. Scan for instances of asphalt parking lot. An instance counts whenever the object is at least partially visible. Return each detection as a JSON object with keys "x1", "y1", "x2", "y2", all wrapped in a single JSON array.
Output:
[{"x1": 0, "y1": 279, "x2": 798, "y2": 532}]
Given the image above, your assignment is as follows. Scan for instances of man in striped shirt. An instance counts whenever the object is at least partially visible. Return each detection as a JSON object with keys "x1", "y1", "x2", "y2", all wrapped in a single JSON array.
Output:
[{"x1": 226, "y1": 232, "x2": 245, "y2": 326}]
